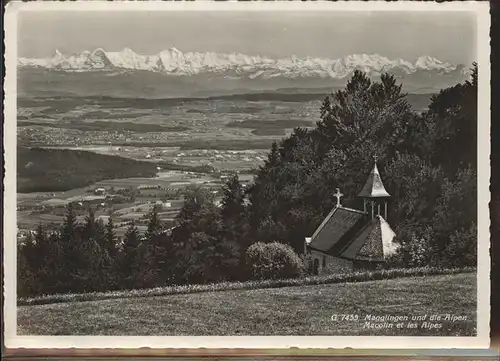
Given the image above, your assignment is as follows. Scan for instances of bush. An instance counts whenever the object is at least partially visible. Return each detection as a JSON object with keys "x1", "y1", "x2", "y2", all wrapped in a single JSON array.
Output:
[
  {"x1": 444, "y1": 224, "x2": 477, "y2": 267},
  {"x1": 388, "y1": 226, "x2": 435, "y2": 268},
  {"x1": 245, "y1": 241, "x2": 304, "y2": 280},
  {"x1": 300, "y1": 252, "x2": 313, "y2": 276}
]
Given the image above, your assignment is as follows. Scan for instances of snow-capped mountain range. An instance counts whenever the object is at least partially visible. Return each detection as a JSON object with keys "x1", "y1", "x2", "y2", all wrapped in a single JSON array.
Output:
[{"x1": 18, "y1": 47, "x2": 468, "y2": 79}]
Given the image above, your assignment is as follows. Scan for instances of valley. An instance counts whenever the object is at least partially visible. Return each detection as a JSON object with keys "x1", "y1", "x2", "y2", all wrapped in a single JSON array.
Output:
[{"x1": 16, "y1": 86, "x2": 435, "y2": 244}]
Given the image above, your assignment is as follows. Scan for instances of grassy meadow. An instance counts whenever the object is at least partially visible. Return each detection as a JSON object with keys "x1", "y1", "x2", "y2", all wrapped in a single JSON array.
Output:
[{"x1": 17, "y1": 272, "x2": 476, "y2": 336}]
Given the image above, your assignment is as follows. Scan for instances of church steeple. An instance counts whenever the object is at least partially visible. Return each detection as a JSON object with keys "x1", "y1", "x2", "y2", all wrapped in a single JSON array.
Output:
[{"x1": 358, "y1": 155, "x2": 390, "y2": 219}]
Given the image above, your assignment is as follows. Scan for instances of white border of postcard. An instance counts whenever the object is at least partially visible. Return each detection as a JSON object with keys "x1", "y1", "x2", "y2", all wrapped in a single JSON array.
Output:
[{"x1": 3, "y1": 0, "x2": 491, "y2": 350}]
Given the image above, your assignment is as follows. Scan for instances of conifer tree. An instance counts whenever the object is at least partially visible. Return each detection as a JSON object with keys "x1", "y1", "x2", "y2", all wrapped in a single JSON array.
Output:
[
  {"x1": 75, "y1": 207, "x2": 105, "y2": 291},
  {"x1": 124, "y1": 223, "x2": 141, "y2": 250},
  {"x1": 145, "y1": 204, "x2": 162, "y2": 250},
  {"x1": 58, "y1": 202, "x2": 79, "y2": 290},
  {"x1": 18, "y1": 232, "x2": 36, "y2": 296},
  {"x1": 134, "y1": 205, "x2": 164, "y2": 287},
  {"x1": 220, "y1": 174, "x2": 245, "y2": 222},
  {"x1": 61, "y1": 202, "x2": 77, "y2": 242},
  {"x1": 266, "y1": 141, "x2": 281, "y2": 168},
  {"x1": 120, "y1": 223, "x2": 142, "y2": 288},
  {"x1": 105, "y1": 216, "x2": 118, "y2": 260}
]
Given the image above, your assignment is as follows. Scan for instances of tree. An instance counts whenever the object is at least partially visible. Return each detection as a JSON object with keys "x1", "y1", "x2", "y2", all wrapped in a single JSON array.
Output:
[
  {"x1": 180, "y1": 231, "x2": 240, "y2": 284},
  {"x1": 172, "y1": 186, "x2": 243, "y2": 283},
  {"x1": 75, "y1": 207, "x2": 108, "y2": 292},
  {"x1": 426, "y1": 65, "x2": 477, "y2": 175},
  {"x1": 220, "y1": 174, "x2": 245, "y2": 222},
  {"x1": 266, "y1": 141, "x2": 281, "y2": 168},
  {"x1": 61, "y1": 202, "x2": 77, "y2": 242},
  {"x1": 119, "y1": 223, "x2": 142, "y2": 288},
  {"x1": 315, "y1": 71, "x2": 412, "y2": 160},
  {"x1": 220, "y1": 174, "x2": 249, "y2": 250},
  {"x1": 124, "y1": 223, "x2": 141, "y2": 249},
  {"x1": 145, "y1": 205, "x2": 163, "y2": 247},
  {"x1": 175, "y1": 187, "x2": 221, "y2": 238},
  {"x1": 102, "y1": 216, "x2": 119, "y2": 287},
  {"x1": 18, "y1": 232, "x2": 37, "y2": 296},
  {"x1": 30, "y1": 224, "x2": 57, "y2": 293},
  {"x1": 432, "y1": 166, "x2": 477, "y2": 266},
  {"x1": 384, "y1": 153, "x2": 445, "y2": 228},
  {"x1": 105, "y1": 217, "x2": 118, "y2": 260},
  {"x1": 55, "y1": 203, "x2": 80, "y2": 291},
  {"x1": 135, "y1": 205, "x2": 164, "y2": 287}
]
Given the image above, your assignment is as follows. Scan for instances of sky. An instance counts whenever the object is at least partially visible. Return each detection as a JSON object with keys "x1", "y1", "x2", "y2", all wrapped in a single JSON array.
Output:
[{"x1": 18, "y1": 10, "x2": 477, "y2": 64}]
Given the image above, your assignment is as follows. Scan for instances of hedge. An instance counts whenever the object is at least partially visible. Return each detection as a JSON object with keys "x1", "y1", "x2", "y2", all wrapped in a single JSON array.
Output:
[{"x1": 18, "y1": 266, "x2": 475, "y2": 306}]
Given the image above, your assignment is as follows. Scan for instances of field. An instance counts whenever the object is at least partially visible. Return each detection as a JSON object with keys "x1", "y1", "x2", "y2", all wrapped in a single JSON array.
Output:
[
  {"x1": 17, "y1": 92, "x2": 433, "y2": 150},
  {"x1": 18, "y1": 120, "x2": 189, "y2": 133},
  {"x1": 16, "y1": 168, "x2": 229, "y2": 236},
  {"x1": 17, "y1": 272, "x2": 476, "y2": 336},
  {"x1": 17, "y1": 91, "x2": 433, "y2": 178}
]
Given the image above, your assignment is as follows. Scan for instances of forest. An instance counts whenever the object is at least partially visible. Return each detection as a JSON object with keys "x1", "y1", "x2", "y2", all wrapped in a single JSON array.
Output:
[
  {"x1": 18, "y1": 67, "x2": 478, "y2": 296},
  {"x1": 17, "y1": 147, "x2": 213, "y2": 193},
  {"x1": 17, "y1": 147, "x2": 159, "y2": 193}
]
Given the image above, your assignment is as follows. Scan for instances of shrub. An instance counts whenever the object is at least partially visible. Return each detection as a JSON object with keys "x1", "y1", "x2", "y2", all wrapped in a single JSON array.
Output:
[
  {"x1": 300, "y1": 252, "x2": 313, "y2": 276},
  {"x1": 444, "y1": 224, "x2": 477, "y2": 267},
  {"x1": 245, "y1": 241, "x2": 304, "y2": 280},
  {"x1": 390, "y1": 226, "x2": 435, "y2": 268}
]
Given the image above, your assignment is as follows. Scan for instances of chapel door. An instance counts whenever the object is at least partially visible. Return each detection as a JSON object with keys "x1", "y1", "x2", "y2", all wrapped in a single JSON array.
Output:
[{"x1": 313, "y1": 258, "x2": 319, "y2": 275}]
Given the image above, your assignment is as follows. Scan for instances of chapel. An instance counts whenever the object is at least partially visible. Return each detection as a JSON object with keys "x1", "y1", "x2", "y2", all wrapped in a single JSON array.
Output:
[{"x1": 304, "y1": 156, "x2": 399, "y2": 275}]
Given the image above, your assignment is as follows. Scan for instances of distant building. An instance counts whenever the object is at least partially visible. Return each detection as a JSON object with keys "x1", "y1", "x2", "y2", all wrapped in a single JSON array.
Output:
[
  {"x1": 94, "y1": 187, "x2": 106, "y2": 195},
  {"x1": 137, "y1": 184, "x2": 160, "y2": 190},
  {"x1": 154, "y1": 200, "x2": 171, "y2": 208},
  {"x1": 80, "y1": 195, "x2": 107, "y2": 203},
  {"x1": 305, "y1": 157, "x2": 398, "y2": 275}
]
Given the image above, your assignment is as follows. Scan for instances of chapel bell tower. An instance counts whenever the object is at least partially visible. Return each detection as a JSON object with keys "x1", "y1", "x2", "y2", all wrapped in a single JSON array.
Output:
[{"x1": 358, "y1": 155, "x2": 390, "y2": 220}]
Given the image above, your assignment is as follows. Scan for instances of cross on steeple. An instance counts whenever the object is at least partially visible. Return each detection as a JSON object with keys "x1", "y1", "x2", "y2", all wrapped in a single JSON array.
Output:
[
  {"x1": 373, "y1": 154, "x2": 378, "y2": 163},
  {"x1": 334, "y1": 188, "x2": 344, "y2": 207}
]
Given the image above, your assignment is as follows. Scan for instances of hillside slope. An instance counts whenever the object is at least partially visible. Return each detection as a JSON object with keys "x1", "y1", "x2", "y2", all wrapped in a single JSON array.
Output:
[
  {"x1": 17, "y1": 147, "x2": 158, "y2": 193},
  {"x1": 18, "y1": 273, "x2": 476, "y2": 336}
]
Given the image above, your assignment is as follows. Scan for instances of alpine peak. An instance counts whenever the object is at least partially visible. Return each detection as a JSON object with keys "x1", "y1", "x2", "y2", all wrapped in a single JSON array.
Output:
[{"x1": 18, "y1": 47, "x2": 466, "y2": 82}]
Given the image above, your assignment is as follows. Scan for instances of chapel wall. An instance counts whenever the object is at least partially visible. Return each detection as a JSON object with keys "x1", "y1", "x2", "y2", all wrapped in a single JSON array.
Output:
[{"x1": 310, "y1": 250, "x2": 353, "y2": 275}]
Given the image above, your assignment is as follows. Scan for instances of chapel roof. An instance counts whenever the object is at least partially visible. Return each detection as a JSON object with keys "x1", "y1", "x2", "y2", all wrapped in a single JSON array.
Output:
[
  {"x1": 358, "y1": 162, "x2": 391, "y2": 198},
  {"x1": 340, "y1": 215, "x2": 397, "y2": 261},
  {"x1": 307, "y1": 158, "x2": 396, "y2": 262},
  {"x1": 308, "y1": 209, "x2": 397, "y2": 261},
  {"x1": 308, "y1": 206, "x2": 367, "y2": 254}
]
